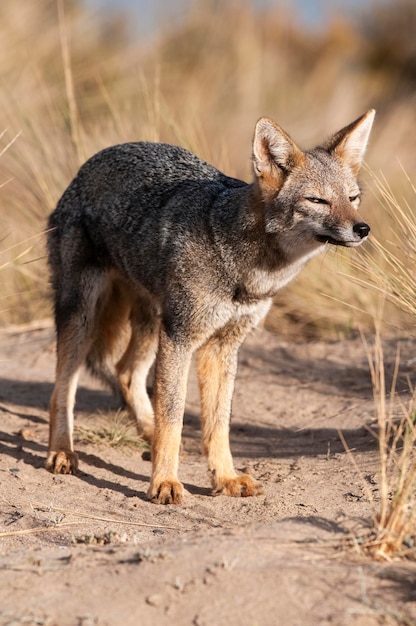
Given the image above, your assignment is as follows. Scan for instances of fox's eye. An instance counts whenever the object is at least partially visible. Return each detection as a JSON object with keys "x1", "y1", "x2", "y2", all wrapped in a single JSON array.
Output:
[
  {"x1": 349, "y1": 194, "x2": 360, "y2": 202},
  {"x1": 306, "y1": 197, "x2": 329, "y2": 205}
]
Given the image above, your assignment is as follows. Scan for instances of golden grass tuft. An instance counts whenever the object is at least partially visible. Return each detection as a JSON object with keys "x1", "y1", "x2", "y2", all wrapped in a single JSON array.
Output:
[
  {"x1": 362, "y1": 328, "x2": 416, "y2": 561},
  {"x1": 75, "y1": 411, "x2": 149, "y2": 450},
  {"x1": 338, "y1": 170, "x2": 416, "y2": 559},
  {"x1": 333, "y1": 170, "x2": 416, "y2": 560}
]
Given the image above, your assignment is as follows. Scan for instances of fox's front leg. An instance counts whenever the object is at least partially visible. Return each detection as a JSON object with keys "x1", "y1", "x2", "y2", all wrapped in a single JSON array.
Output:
[
  {"x1": 148, "y1": 328, "x2": 192, "y2": 505},
  {"x1": 197, "y1": 330, "x2": 263, "y2": 498}
]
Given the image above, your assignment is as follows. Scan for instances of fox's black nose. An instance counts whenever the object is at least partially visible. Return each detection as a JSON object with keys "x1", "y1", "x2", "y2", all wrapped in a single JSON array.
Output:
[{"x1": 353, "y1": 222, "x2": 370, "y2": 239}]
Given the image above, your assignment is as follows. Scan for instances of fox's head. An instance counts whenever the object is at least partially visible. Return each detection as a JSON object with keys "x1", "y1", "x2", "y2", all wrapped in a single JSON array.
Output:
[{"x1": 252, "y1": 110, "x2": 375, "y2": 254}]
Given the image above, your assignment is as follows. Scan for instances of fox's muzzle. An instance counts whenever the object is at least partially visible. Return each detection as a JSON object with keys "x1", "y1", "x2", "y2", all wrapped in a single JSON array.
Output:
[{"x1": 315, "y1": 219, "x2": 371, "y2": 247}]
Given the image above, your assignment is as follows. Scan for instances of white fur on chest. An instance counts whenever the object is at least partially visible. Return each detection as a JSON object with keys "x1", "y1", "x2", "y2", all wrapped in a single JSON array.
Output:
[
  {"x1": 247, "y1": 247, "x2": 322, "y2": 297},
  {"x1": 199, "y1": 297, "x2": 271, "y2": 343}
]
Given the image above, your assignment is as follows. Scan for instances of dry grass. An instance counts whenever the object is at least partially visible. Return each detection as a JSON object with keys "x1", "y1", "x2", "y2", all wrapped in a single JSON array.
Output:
[
  {"x1": 329, "y1": 168, "x2": 416, "y2": 560},
  {"x1": 75, "y1": 411, "x2": 148, "y2": 450},
  {"x1": 360, "y1": 329, "x2": 416, "y2": 561},
  {"x1": 0, "y1": 0, "x2": 415, "y2": 335},
  {"x1": 351, "y1": 172, "x2": 416, "y2": 561},
  {"x1": 338, "y1": 201, "x2": 416, "y2": 562},
  {"x1": 0, "y1": 500, "x2": 180, "y2": 538}
]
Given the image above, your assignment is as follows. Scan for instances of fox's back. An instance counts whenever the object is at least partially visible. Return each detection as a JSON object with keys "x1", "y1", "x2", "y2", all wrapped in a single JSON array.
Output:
[
  {"x1": 60, "y1": 142, "x2": 234, "y2": 213},
  {"x1": 48, "y1": 141, "x2": 247, "y2": 294},
  {"x1": 51, "y1": 142, "x2": 245, "y2": 226}
]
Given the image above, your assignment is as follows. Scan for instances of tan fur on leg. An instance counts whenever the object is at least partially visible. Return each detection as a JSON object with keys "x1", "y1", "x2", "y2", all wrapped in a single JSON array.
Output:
[
  {"x1": 116, "y1": 313, "x2": 158, "y2": 442},
  {"x1": 148, "y1": 328, "x2": 191, "y2": 505},
  {"x1": 197, "y1": 324, "x2": 263, "y2": 498},
  {"x1": 148, "y1": 422, "x2": 184, "y2": 504},
  {"x1": 47, "y1": 333, "x2": 83, "y2": 474}
]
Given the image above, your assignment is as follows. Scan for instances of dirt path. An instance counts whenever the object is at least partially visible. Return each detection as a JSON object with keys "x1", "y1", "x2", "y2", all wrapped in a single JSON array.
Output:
[{"x1": 1, "y1": 323, "x2": 415, "y2": 625}]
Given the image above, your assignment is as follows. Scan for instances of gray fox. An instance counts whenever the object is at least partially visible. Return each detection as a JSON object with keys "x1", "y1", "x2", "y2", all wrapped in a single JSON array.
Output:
[{"x1": 46, "y1": 110, "x2": 375, "y2": 504}]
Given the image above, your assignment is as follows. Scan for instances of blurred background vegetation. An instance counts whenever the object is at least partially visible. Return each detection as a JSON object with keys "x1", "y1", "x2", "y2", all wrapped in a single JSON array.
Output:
[{"x1": 0, "y1": 0, "x2": 415, "y2": 338}]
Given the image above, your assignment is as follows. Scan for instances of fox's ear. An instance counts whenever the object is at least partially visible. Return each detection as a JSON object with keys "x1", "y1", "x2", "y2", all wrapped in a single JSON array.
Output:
[
  {"x1": 252, "y1": 118, "x2": 304, "y2": 182},
  {"x1": 323, "y1": 109, "x2": 375, "y2": 174}
]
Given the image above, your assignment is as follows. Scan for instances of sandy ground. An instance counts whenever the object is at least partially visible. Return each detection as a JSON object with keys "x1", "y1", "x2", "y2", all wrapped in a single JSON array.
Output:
[{"x1": 0, "y1": 322, "x2": 416, "y2": 626}]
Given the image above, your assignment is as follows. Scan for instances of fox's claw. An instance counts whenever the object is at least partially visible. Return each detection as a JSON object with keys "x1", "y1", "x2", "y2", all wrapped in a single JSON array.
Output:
[{"x1": 46, "y1": 450, "x2": 79, "y2": 474}]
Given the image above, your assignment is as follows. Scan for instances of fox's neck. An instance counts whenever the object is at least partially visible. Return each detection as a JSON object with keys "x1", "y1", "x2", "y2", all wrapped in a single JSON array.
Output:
[{"x1": 214, "y1": 183, "x2": 324, "y2": 299}]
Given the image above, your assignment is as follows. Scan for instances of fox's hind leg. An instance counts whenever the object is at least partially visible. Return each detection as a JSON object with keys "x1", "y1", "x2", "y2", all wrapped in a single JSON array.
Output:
[
  {"x1": 116, "y1": 294, "x2": 159, "y2": 442},
  {"x1": 46, "y1": 269, "x2": 108, "y2": 474},
  {"x1": 197, "y1": 319, "x2": 263, "y2": 498}
]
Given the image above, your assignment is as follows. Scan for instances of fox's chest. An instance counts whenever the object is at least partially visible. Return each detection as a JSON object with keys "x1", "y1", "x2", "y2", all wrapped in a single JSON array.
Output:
[
  {"x1": 197, "y1": 295, "x2": 271, "y2": 342},
  {"x1": 241, "y1": 247, "x2": 323, "y2": 300},
  {"x1": 210, "y1": 258, "x2": 311, "y2": 329},
  {"x1": 242, "y1": 262, "x2": 305, "y2": 301}
]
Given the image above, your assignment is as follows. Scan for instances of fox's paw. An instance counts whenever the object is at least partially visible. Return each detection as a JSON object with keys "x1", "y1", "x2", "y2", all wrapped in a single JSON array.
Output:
[
  {"x1": 140, "y1": 424, "x2": 154, "y2": 444},
  {"x1": 212, "y1": 474, "x2": 263, "y2": 497},
  {"x1": 134, "y1": 417, "x2": 154, "y2": 443},
  {"x1": 148, "y1": 479, "x2": 184, "y2": 505},
  {"x1": 46, "y1": 450, "x2": 79, "y2": 475}
]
